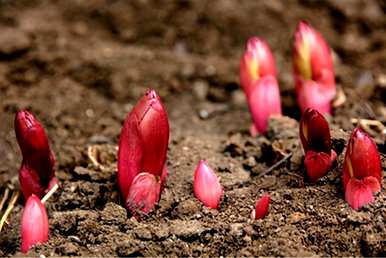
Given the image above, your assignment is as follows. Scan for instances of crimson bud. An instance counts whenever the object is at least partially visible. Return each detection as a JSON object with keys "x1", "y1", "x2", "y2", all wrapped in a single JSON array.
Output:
[
  {"x1": 15, "y1": 111, "x2": 57, "y2": 200},
  {"x1": 299, "y1": 108, "x2": 337, "y2": 182},
  {"x1": 343, "y1": 128, "x2": 382, "y2": 210},
  {"x1": 118, "y1": 89, "x2": 169, "y2": 215},
  {"x1": 251, "y1": 194, "x2": 270, "y2": 220}
]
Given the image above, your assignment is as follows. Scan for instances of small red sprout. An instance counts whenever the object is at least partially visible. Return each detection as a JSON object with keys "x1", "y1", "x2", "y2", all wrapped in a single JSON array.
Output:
[
  {"x1": 21, "y1": 194, "x2": 49, "y2": 253},
  {"x1": 293, "y1": 21, "x2": 336, "y2": 114},
  {"x1": 299, "y1": 108, "x2": 337, "y2": 182},
  {"x1": 240, "y1": 37, "x2": 276, "y2": 97},
  {"x1": 248, "y1": 76, "x2": 282, "y2": 135},
  {"x1": 118, "y1": 89, "x2": 169, "y2": 215},
  {"x1": 193, "y1": 160, "x2": 223, "y2": 209},
  {"x1": 251, "y1": 194, "x2": 270, "y2": 220},
  {"x1": 15, "y1": 111, "x2": 57, "y2": 201},
  {"x1": 343, "y1": 128, "x2": 382, "y2": 210},
  {"x1": 240, "y1": 37, "x2": 282, "y2": 135}
]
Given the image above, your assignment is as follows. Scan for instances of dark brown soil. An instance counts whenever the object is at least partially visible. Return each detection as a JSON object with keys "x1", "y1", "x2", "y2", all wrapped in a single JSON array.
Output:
[{"x1": 0, "y1": 0, "x2": 386, "y2": 256}]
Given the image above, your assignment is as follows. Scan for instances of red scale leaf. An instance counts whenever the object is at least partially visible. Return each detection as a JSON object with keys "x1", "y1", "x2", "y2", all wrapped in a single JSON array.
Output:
[
  {"x1": 21, "y1": 195, "x2": 49, "y2": 253},
  {"x1": 343, "y1": 128, "x2": 382, "y2": 210},
  {"x1": 251, "y1": 194, "x2": 270, "y2": 220}
]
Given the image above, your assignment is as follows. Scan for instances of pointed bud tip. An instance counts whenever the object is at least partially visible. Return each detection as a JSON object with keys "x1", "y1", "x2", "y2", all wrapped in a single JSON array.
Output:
[
  {"x1": 144, "y1": 88, "x2": 162, "y2": 107},
  {"x1": 14, "y1": 110, "x2": 50, "y2": 152},
  {"x1": 15, "y1": 110, "x2": 36, "y2": 129},
  {"x1": 240, "y1": 37, "x2": 276, "y2": 97},
  {"x1": 293, "y1": 21, "x2": 336, "y2": 113},
  {"x1": 299, "y1": 108, "x2": 332, "y2": 153},
  {"x1": 194, "y1": 160, "x2": 223, "y2": 209},
  {"x1": 251, "y1": 194, "x2": 270, "y2": 220},
  {"x1": 297, "y1": 20, "x2": 312, "y2": 33}
]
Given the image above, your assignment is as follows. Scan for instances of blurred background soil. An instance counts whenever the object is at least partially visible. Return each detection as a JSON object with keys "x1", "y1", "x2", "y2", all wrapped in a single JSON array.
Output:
[{"x1": 0, "y1": 0, "x2": 385, "y2": 256}]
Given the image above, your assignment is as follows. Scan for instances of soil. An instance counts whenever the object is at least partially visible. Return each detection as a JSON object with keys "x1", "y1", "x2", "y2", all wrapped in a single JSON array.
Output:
[{"x1": 0, "y1": 0, "x2": 386, "y2": 256}]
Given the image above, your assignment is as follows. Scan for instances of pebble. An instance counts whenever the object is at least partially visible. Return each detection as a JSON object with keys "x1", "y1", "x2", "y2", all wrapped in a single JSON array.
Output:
[
  {"x1": 0, "y1": 28, "x2": 31, "y2": 56},
  {"x1": 192, "y1": 80, "x2": 209, "y2": 100},
  {"x1": 68, "y1": 235, "x2": 81, "y2": 243},
  {"x1": 170, "y1": 220, "x2": 206, "y2": 238},
  {"x1": 229, "y1": 223, "x2": 244, "y2": 237},
  {"x1": 231, "y1": 90, "x2": 246, "y2": 107},
  {"x1": 355, "y1": 70, "x2": 375, "y2": 98},
  {"x1": 288, "y1": 212, "x2": 306, "y2": 224},
  {"x1": 135, "y1": 226, "x2": 153, "y2": 240}
]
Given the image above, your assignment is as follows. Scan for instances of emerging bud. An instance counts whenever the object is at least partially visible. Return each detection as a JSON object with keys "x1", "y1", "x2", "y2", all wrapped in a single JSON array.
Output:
[
  {"x1": 343, "y1": 128, "x2": 382, "y2": 210},
  {"x1": 293, "y1": 21, "x2": 336, "y2": 114},
  {"x1": 15, "y1": 111, "x2": 57, "y2": 200},
  {"x1": 299, "y1": 108, "x2": 336, "y2": 182},
  {"x1": 21, "y1": 194, "x2": 49, "y2": 253},
  {"x1": 247, "y1": 76, "x2": 282, "y2": 135},
  {"x1": 251, "y1": 194, "x2": 270, "y2": 220},
  {"x1": 240, "y1": 37, "x2": 276, "y2": 98},
  {"x1": 118, "y1": 89, "x2": 169, "y2": 214},
  {"x1": 126, "y1": 173, "x2": 161, "y2": 216},
  {"x1": 193, "y1": 160, "x2": 223, "y2": 209}
]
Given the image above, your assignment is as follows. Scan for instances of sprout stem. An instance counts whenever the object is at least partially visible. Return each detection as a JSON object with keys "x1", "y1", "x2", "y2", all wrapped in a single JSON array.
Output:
[
  {"x1": 0, "y1": 188, "x2": 10, "y2": 212},
  {"x1": 41, "y1": 183, "x2": 59, "y2": 204},
  {"x1": 0, "y1": 191, "x2": 19, "y2": 232}
]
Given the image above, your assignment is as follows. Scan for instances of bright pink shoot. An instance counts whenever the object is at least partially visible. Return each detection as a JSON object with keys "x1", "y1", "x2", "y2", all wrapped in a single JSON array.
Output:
[
  {"x1": 21, "y1": 194, "x2": 49, "y2": 253},
  {"x1": 293, "y1": 21, "x2": 336, "y2": 114},
  {"x1": 193, "y1": 160, "x2": 223, "y2": 209},
  {"x1": 240, "y1": 37, "x2": 276, "y2": 97},
  {"x1": 248, "y1": 76, "x2": 282, "y2": 135}
]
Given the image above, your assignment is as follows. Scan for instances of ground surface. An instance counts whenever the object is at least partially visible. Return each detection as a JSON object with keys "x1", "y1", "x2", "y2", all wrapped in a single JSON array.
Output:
[{"x1": 0, "y1": 0, "x2": 386, "y2": 256}]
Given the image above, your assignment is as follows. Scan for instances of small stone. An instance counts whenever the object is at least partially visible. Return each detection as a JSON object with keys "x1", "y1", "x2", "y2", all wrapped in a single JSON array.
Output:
[
  {"x1": 229, "y1": 223, "x2": 244, "y2": 237},
  {"x1": 58, "y1": 242, "x2": 79, "y2": 256},
  {"x1": 173, "y1": 199, "x2": 201, "y2": 216},
  {"x1": 88, "y1": 135, "x2": 113, "y2": 144},
  {"x1": 153, "y1": 225, "x2": 170, "y2": 240},
  {"x1": 197, "y1": 103, "x2": 229, "y2": 120},
  {"x1": 231, "y1": 90, "x2": 246, "y2": 107},
  {"x1": 170, "y1": 220, "x2": 206, "y2": 239},
  {"x1": 68, "y1": 235, "x2": 81, "y2": 243},
  {"x1": 347, "y1": 212, "x2": 371, "y2": 223},
  {"x1": 135, "y1": 226, "x2": 152, "y2": 240},
  {"x1": 243, "y1": 225, "x2": 256, "y2": 236},
  {"x1": 100, "y1": 202, "x2": 127, "y2": 225},
  {"x1": 355, "y1": 71, "x2": 375, "y2": 98},
  {"x1": 181, "y1": 64, "x2": 195, "y2": 78},
  {"x1": 288, "y1": 212, "x2": 306, "y2": 224},
  {"x1": 0, "y1": 28, "x2": 31, "y2": 56},
  {"x1": 245, "y1": 156, "x2": 257, "y2": 168},
  {"x1": 192, "y1": 80, "x2": 209, "y2": 100}
]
